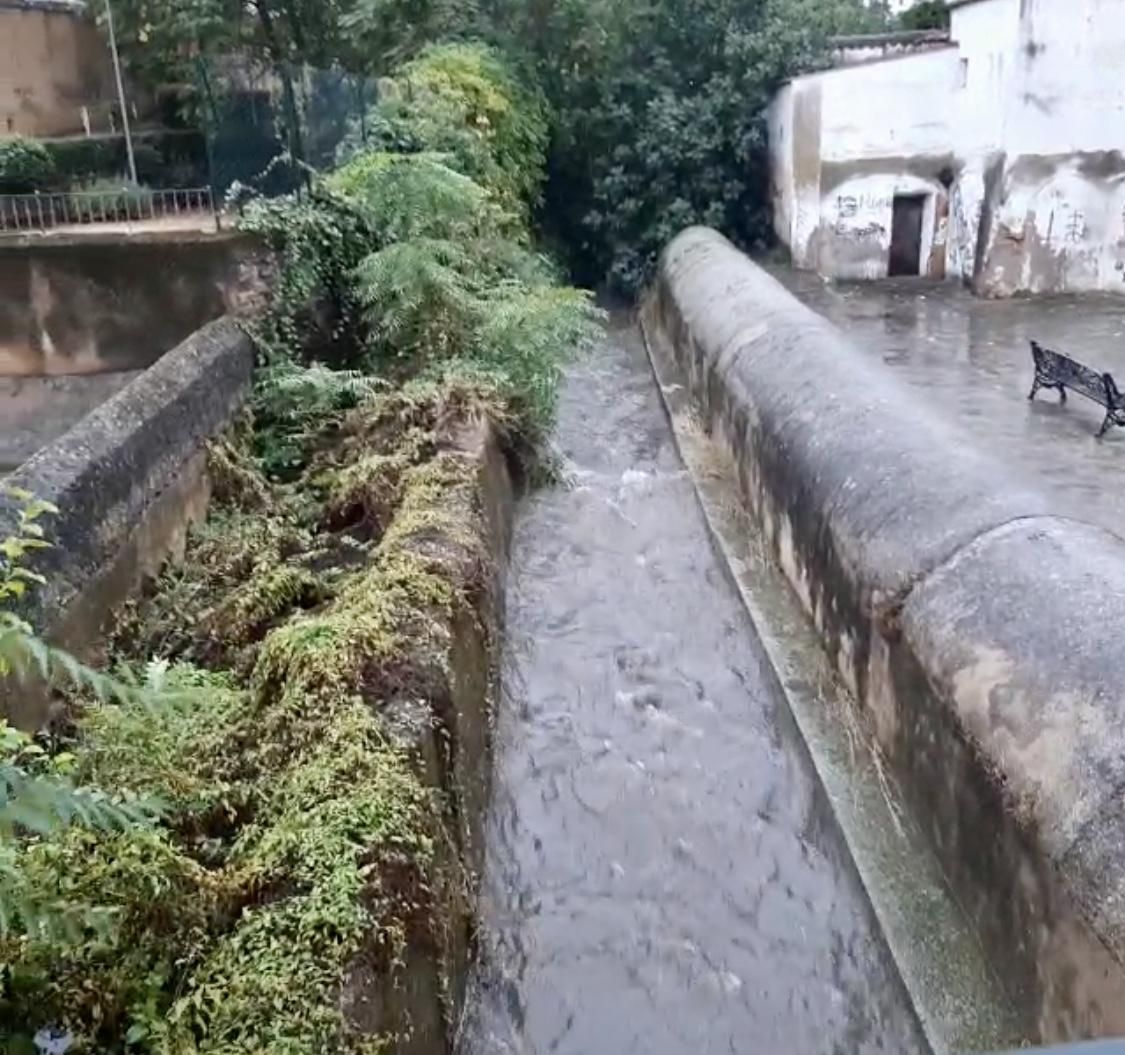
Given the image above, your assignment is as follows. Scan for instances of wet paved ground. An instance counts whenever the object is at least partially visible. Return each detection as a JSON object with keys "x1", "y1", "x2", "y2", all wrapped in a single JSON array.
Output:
[
  {"x1": 458, "y1": 314, "x2": 926, "y2": 1055},
  {"x1": 774, "y1": 270, "x2": 1125, "y2": 537}
]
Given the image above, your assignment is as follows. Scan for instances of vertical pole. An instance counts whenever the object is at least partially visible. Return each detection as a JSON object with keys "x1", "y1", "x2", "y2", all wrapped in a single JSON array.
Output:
[{"x1": 104, "y1": 0, "x2": 138, "y2": 184}]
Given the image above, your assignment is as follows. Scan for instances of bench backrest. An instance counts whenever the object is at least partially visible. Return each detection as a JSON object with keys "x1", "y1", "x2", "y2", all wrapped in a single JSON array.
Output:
[{"x1": 1031, "y1": 340, "x2": 1121, "y2": 408}]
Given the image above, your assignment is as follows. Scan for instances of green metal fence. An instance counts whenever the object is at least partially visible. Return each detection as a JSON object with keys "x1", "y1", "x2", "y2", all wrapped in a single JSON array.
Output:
[{"x1": 194, "y1": 57, "x2": 379, "y2": 200}]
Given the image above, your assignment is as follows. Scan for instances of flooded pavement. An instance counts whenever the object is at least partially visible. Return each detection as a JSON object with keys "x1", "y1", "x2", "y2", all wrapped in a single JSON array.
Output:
[
  {"x1": 774, "y1": 270, "x2": 1125, "y2": 536},
  {"x1": 457, "y1": 313, "x2": 927, "y2": 1055}
]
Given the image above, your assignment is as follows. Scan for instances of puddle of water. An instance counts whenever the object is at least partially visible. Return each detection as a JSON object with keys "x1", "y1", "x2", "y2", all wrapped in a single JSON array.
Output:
[
  {"x1": 457, "y1": 313, "x2": 928, "y2": 1055},
  {"x1": 771, "y1": 270, "x2": 1125, "y2": 537}
]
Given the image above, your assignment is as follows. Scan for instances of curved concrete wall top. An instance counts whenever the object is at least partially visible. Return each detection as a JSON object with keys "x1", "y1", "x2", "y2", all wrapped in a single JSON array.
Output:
[
  {"x1": 0, "y1": 316, "x2": 254, "y2": 680},
  {"x1": 652, "y1": 227, "x2": 1053, "y2": 604},
  {"x1": 642, "y1": 227, "x2": 1125, "y2": 1040}
]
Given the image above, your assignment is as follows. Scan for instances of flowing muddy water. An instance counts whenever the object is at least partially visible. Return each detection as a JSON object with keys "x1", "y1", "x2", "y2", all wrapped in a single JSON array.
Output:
[{"x1": 457, "y1": 313, "x2": 928, "y2": 1055}]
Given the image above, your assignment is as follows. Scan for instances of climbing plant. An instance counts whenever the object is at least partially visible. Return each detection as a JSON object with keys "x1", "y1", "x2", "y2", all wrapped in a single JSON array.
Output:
[{"x1": 238, "y1": 42, "x2": 599, "y2": 470}]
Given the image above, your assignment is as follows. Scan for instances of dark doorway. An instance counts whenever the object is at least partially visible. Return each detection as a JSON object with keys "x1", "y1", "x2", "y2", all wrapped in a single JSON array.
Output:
[{"x1": 888, "y1": 195, "x2": 926, "y2": 276}]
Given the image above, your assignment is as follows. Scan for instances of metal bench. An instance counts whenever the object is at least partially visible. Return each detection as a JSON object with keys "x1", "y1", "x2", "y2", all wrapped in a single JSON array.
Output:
[{"x1": 1029, "y1": 340, "x2": 1125, "y2": 438}]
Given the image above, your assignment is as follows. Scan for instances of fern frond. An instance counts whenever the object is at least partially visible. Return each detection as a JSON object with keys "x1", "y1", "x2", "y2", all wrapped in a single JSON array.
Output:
[
  {"x1": 353, "y1": 238, "x2": 483, "y2": 358},
  {"x1": 330, "y1": 151, "x2": 503, "y2": 243}
]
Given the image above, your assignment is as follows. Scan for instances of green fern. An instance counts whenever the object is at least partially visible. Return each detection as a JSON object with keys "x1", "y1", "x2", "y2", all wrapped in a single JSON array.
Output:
[
  {"x1": 252, "y1": 360, "x2": 387, "y2": 475},
  {"x1": 473, "y1": 284, "x2": 604, "y2": 435},
  {"x1": 329, "y1": 151, "x2": 503, "y2": 243},
  {"x1": 353, "y1": 237, "x2": 483, "y2": 360}
]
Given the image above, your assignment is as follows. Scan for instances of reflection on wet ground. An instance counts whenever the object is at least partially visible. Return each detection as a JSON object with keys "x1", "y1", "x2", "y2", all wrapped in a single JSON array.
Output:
[
  {"x1": 457, "y1": 314, "x2": 926, "y2": 1055},
  {"x1": 774, "y1": 270, "x2": 1125, "y2": 536}
]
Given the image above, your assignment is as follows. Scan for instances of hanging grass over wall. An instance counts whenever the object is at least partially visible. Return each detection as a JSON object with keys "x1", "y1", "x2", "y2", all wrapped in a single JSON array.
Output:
[
  {"x1": 238, "y1": 42, "x2": 600, "y2": 470},
  {"x1": 2, "y1": 378, "x2": 508, "y2": 1054}
]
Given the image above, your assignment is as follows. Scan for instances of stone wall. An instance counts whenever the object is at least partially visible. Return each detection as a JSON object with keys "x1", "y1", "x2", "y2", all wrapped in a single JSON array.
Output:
[
  {"x1": 0, "y1": 231, "x2": 268, "y2": 376},
  {"x1": 643, "y1": 228, "x2": 1125, "y2": 1043}
]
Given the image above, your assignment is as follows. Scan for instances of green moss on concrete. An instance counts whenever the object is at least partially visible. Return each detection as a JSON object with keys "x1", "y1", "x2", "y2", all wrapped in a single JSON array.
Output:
[{"x1": 3, "y1": 382, "x2": 501, "y2": 1054}]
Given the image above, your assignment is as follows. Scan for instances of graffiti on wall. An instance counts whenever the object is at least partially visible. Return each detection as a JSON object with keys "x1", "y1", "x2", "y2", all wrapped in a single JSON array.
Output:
[{"x1": 832, "y1": 192, "x2": 891, "y2": 238}]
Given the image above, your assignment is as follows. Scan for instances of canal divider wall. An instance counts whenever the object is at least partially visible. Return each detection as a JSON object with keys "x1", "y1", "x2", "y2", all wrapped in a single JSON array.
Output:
[
  {"x1": 641, "y1": 226, "x2": 1125, "y2": 1043},
  {"x1": 0, "y1": 316, "x2": 255, "y2": 728}
]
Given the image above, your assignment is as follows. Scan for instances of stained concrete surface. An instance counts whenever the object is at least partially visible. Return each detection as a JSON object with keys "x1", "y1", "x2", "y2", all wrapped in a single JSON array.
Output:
[
  {"x1": 457, "y1": 313, "x2": 927, "y2": 1055},
  {"x1": 0, "y1": 371, "x2": 141, "y2": 471},
  {"x1": 773, "y1": 271, "x2": 1125, "y2": 536}
]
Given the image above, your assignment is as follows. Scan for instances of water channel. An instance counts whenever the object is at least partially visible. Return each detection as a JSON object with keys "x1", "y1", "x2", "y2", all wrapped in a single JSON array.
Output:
[{"x1": 457, "y1": 312, "x2": 929, "y2": 1055}]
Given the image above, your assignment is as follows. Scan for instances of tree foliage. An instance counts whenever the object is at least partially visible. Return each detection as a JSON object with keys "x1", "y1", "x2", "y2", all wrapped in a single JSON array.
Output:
[
  {"x1": 480, "y1": 0, "x2": 882, "y2": 289},
  {"x1": 0, "y1": 138, "x2": 56, "y2": 194},
  {"x1": 899, "y1": 0, "x2": 949, "y2": 30},
  {"x1": 239, "y1": 42, "x2": 598, "y2": 464}
]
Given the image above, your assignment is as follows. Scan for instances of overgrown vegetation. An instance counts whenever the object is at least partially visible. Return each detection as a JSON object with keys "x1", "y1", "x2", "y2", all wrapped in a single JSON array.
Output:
[
  {"x1": 1, "y1": 41, "x2": 592, "y2": 1055},
  {"x1": 2, "y1": 378, "x2": 510, "y2": 1052},
  {"x1": 238, "y1": 42, "x2": 600, "y2": 467},
  {"x1": 1, "y1": 0, "x2": 898, "y2": 1045},
  {"x1": 483, "y1": 0, "x2": 884, "y2": 290},
  {"x1": 899, "y1": 0, "x2": 950, "y2": 30},
  {"x1": 0, "y1": 138, "x2": 56, "y2": 194},
  {"x1": 101, "y1": 0, "x2": 881, "y2": 291}
]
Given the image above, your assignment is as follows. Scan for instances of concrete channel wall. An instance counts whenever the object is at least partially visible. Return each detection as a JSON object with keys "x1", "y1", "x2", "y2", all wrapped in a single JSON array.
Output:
[
  {"x1": 0, "y1": 316, "x2": 254, "y2": 727},
  {"x1": 0, "y1": 232, "x2": 268, "y2": 376},
  {"x1": 641, "y1": 226, "x2": 1125, "y2": 1044}
]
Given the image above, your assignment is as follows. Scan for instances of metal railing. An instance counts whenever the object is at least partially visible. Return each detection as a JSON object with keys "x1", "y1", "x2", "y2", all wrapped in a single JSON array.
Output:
[{"x1": 0, "y1": 187, "x2": 218, "y2": 233}]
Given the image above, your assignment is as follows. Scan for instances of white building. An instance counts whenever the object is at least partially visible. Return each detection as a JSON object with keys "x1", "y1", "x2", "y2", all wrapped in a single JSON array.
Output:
[{"x1": 768, "y1": 0, "x2": 1125, "y2": 296}]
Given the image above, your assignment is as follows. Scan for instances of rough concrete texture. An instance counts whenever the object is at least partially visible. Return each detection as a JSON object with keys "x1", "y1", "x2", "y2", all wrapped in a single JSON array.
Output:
[
  {"x1": 346, "y1": 420, "x2": 513, "y2": 1054},
  {"x1": 643, "y1": 226, "x2": 1048, "y2": 699},
  {"x1": 0, "y1": 316, "x2": 253, "y2": 656},
  {"x1": 642, "y1": 226, "x2": 1125, "y2": 1042}
]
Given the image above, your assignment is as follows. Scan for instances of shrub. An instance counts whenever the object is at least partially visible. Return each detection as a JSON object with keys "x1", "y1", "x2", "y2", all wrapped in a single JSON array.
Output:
[
  {"x1": 73, "y1": 178, "x2": 154, "y2": 221},
  {"x1": 900, "y1": 0, "x2": 950, "y2": 30},
  {"x1": 329, "y1": 151, "x2": 501, "y2": 243},
  {"x1": 491, "y1": 0, "x2": 882, "y2": 290},
  {"x1": 0, "y1": 137, "x2": 56, "y2": 193},
  {"x1": 370, "y1": 43, "x2": 549, "y2": 219}
]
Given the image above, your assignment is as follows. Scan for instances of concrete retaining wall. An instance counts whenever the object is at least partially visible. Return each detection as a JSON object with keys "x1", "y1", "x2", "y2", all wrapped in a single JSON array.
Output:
[
  {"x1": 641, "y1": 226, "x2": 1125, "y2": 1042},
  {"x1": 0, "y1": 232, "x2": 269, "y2": 376},
  {"x1": 0, "y1": 316, "x2": 254, "y2": 727}
]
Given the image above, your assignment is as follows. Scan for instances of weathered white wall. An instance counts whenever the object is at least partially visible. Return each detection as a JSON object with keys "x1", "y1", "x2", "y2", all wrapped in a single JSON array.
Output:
[
  {"x1": 767, "y1": 85, "x2": 795, "y2": 250},
  {"x1": 784, "y1": 48, "x2": 959, "y2": 278},
  {"x1": 950, "y1": 0, "x2": 1019, "y2": 156},
  {"x1": 978, "y1": 0, "x2": 1125, "y2": 295},
  {"x1": 945, "y1": 0, "x2": 1020, "y2": 280},
  {"x1": 818, "y1": 47, "x2": 960, "y2": 163},
  {"x1": 768, "y1": 0, "x2": 1125, "y2": 295},
  {"x1": 768, "y1": 79, "x2": 824, "y2": 269}
]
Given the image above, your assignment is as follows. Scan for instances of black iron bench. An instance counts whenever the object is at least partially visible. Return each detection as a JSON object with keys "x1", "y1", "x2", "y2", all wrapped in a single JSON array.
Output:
[{"x1": 1029, "y1": 340, "x2": 1125, "y2": 438}]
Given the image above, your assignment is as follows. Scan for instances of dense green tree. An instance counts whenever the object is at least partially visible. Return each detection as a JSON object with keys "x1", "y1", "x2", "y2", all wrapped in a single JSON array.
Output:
[
  {"x1": 480, "y1": 0, "x2": 883, "y2": 289},
  {"x1": 899, "y1": 0, "x2": 950, "y2": 30}
]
